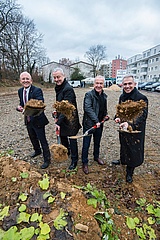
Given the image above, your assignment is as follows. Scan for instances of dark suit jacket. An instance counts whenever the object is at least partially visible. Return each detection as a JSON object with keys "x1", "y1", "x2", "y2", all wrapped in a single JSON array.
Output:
[{"x1": 18, "y1": 85, "x2": 49, "y2": 128}]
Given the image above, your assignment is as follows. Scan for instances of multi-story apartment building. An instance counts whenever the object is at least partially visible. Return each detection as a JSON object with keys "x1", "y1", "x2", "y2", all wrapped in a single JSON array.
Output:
[
  {"x1": 127, "y1": 44, "x2": 160, "y2": 82},
  {"x1": 112, "y1": 55, "x2": 127, "y2": 78},
  {"x1": 100, "y1": 62, "x2": 112, "y2": 79}
]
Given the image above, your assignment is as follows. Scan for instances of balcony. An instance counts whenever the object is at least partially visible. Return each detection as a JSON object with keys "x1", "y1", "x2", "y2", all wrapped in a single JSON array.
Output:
[{"x1": 141, "y1": 64, "x2": 148, "y2": 68}]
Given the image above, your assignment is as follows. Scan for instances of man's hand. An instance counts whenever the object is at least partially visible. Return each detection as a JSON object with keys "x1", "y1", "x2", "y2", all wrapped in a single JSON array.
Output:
[
  {"x1": 96, "y1": 122, "x2": 101, "y2": 128},
  {"x1": 16, "y1": 105, "x2": 24, "y2": 112},
  {"x1": 115, "y1": 117, "x2": 121, "y2": 123},
  {"x1": 104, "y1": 115, "x2": 110, "y2": 121},
  {"x1": 119, "y1": 122, "x2": 128, "y2": 130}
]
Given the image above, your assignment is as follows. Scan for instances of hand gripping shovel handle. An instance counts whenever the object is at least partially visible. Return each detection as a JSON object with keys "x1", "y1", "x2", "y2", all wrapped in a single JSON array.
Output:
[
  {"x1": 68, "y1": 115, "x2": 110, "y2": 139},
  {"x1": 84, "y1": 115, "x2": 110, "y2": 136}
]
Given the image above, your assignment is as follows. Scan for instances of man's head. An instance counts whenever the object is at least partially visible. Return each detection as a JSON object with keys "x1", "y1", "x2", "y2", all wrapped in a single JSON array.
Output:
[
  {"x1": 94, "y1": 75, "x2": 105, "y2": 94},
  {"x1": 122, "y1": 75, "x2": 136, "y2": 93},
  {"x1": 20, "y1": 72, "x2": 32, "y2": 89},
  {"x1": 52, "y1": 68, "x2": 65, "y2": 85}
]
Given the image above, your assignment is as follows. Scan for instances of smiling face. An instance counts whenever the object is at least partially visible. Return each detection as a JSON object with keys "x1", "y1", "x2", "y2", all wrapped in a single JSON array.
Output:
[
  {"x1": 94, "y1": 76, "x2": 104, "y2": 94},
  {"x1": 20, "y1": 72, "x2": 32, "y2": 89},
  {"x1": 53, "y1": 70, "x2": 65, "y2": 86},
  {"x1": 122, "y1": 76, "x2": 136, "y2": 93}
]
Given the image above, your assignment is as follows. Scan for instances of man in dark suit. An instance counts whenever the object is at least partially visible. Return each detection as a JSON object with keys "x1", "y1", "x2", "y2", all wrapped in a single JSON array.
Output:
[{"x1": 17, "y1": 71, "x2": 51, "y2": 169}]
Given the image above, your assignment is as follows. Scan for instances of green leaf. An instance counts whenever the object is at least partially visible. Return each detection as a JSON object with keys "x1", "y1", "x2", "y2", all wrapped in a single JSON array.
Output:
[
  {"x1": 136, "y1": 198, "x2": 146, "y2": 207},
  {"x1": 17, "y1": 212, "x2": 30, "y2": 224},
  {"x1": 87, "y1": 198, "x2": 97, "y2": 208},
  {"x1": 0, "y1": 228, "x2": 5, "y2": 239},
  {"x1": 48, "y1": 196, "x2": 55, "y2": 203},
  {"x1": 126, "y1": 217, "x2": 136, "y2": 229},
  {"x1": 147, "y1": 216, "x2": 155, "y2": 225},
  {"x1": 94, "y1": 213, "x2": 105, "y2": 223},
  {"x1": 101, "y1": 222, "x2": 107, "y2": 233},
  {"x1": 146, "y1": 204, "x2": 155, "y2": 214},
  {"x1": 136, "y1": 227, "x2": 145, "y2": 239},
  {"x1": 39, "y1": 222, "x2": 51, "y2": 235},
  {"x1": 134, "y1": 217, "x2": 140, "y2": 224},
  {"x1": 86, "y1": 183, "x2": 93, "y2": 191},
  {"x1": 43, "y1": 192, "x2": 52, "y2": 200},
  {"x1": 30, "y1": 213, "x2": 39, "y2": 222},
  {"x1": 18, "y1": 193, "x2": 27, "y2": 202},
  {"x1": 20, "y1": 172, "x2": 29, "y2": 179},
  {"x1": 53, "y1": 208, "x2": 68, "y2": 230},
  {"x1": 20, "y1": 227, "x2": 35, "y2": 240},
  {"x1": 2, "y1": 226, "x2": 21, "y2": 240},
  {"x1": 60, "y1": 192, "x2": 66, "y2": 199},
  {"x1": 0, "y1": 206, "x2": 9, "y2": 220},
  {"x1": 147, "y1": 227, "x2": 156, "y2": 239},
  {"x1": 18, "y1": 204, "x2": 27, "y2": 212},
  {"x1": 38, "y1": 175, "x2": 50, "y2": 190},
  {"x1": 154, "y1": 207, "x2": 160, "y2": 218}
]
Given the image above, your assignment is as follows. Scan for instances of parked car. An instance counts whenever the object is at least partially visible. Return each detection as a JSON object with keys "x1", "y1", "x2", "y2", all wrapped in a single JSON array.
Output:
[
  {"x1": 141, "y1": 81, "x2": 155, "y2": 90},
  {"x1": 144, "y1": 82, "x2": 158, "y2": 91},
  {"x1": 68, "y1": 80, "x2": 81, "y2": 88},
  {"x1": 155, "y1": 85, "x2": 160, "y2": 92},
  {"x1": 138, "y1": 82, "x2": 145, "y2": 89},
  {"x1": 138, "y1": 82, "x2": 148, "y2": 90},
  {"x1": 150, "y1": 82, "x2": 160, "y2": 91}
]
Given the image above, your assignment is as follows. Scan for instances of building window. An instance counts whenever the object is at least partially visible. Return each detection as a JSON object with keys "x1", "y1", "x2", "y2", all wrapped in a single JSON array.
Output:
[
  {"x1": 155, "y1": 66, "x2": 158, "y2": 70},
  {"x1": 152, "y1": 59, "x2": 154, "y2": 62},
  {"x1": 154, "y1": 49, "x2": 156, "y2": 54},
  {"x1": 156, "y1": 57, "x2": 159, "y2": 61}
]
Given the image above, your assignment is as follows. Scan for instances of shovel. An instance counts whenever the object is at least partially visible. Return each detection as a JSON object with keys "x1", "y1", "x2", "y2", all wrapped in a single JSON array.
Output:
[{"x1": 69, "y1": 116, "x2": 110, "y2": 139}]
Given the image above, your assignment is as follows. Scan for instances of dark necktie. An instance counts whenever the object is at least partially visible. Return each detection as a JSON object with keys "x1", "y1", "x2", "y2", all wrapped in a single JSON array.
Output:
[
  {"x1": 24, "y1": 89, "x2": 30, "y2": 122},
  {"x1": 24, "y1": 89, "x2": 27, "y2": 104}
]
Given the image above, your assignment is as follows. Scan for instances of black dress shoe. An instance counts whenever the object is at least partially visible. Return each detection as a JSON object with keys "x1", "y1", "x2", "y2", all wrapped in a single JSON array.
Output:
[
  {"x1": 82, "y1": 164, "x2": 89, "y2": 174},
  {"x1": 30, "y1": 151, "x2": 42, "y2": 158},
  {"x1": 112, "y1": 160, "x2": 120, "y2": 165},
  {"x1": 41, "y1": 161, "x2": 50, "y2": 169},
  {"x1": 94, "y1": 158, "x2": 104, "y2": 165},
  {"x1": 126, "y1": 174, "x2": 133, "y2": 183},
  {"x1": 68, "y1": 162, "x2": 77, "y2": 170}
]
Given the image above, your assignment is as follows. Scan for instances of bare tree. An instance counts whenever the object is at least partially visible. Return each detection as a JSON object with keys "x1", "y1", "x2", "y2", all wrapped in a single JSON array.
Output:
[
  {"x1": 0, "y1": 0, "x2": 47, "y2": 80},
  {"x1": 85, "y1": 44, "x2": 107, "y2": 77},
  {"x1": 0, "y1": 0, "x2": 21, "y2": 33}
]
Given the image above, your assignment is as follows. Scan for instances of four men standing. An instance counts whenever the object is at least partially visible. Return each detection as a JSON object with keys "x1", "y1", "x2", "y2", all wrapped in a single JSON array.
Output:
[{"x1": 17, "y1": 71, "x2": 148, "y2": 184}]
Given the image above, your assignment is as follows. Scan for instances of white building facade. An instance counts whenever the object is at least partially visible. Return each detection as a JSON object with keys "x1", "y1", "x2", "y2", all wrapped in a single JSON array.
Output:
[
  {"x1": 41, "y1": 60, "x2": 93, "y2": 82},
  {"x1": 127, "y1": 44, "x2": 160, "y2": 82}
]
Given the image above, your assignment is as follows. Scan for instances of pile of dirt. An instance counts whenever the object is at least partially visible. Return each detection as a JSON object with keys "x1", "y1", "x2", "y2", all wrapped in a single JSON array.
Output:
[{"x1": 107, "y1": 84, "x2": 121, "y2": 91}]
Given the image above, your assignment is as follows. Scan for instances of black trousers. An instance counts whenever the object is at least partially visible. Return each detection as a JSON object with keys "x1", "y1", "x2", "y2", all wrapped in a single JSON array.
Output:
[
  {"x1": 60, "y1": 136, "x2": 78, "y2": 163},
  {"x1": 82, "y1": 125, "x2": 103, "y2": 164},
  {"x1": 27, "y1": 122, "x2": 50, "y2": 162},
  {"x1": 126, "y1": 166, "x2": 135, "y2": 176}
]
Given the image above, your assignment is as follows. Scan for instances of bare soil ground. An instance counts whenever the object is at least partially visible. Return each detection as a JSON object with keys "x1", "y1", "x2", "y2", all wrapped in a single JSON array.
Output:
[{"x1": 0, "y1": 81, "x2": 159, "y2": 239}]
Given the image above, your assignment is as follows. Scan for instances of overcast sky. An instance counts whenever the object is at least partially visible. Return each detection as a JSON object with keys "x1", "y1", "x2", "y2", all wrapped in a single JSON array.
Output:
[{"x1": 17, "y1": 0, "x2": 160, "y2": 63}]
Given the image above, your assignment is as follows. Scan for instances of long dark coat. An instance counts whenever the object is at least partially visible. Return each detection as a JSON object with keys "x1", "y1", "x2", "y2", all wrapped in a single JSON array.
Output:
[
  {"x1": 55, "y1": 79, "x2": 81, "y2": 136},
  {"x1": 118, "y1": 87, "x2": 148, "y2": 167}
]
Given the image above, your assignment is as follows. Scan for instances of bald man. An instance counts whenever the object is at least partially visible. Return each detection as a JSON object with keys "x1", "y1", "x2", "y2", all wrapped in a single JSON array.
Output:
[{"x1": 17, "y1": 71, "x2": 51, "y2": 169}]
